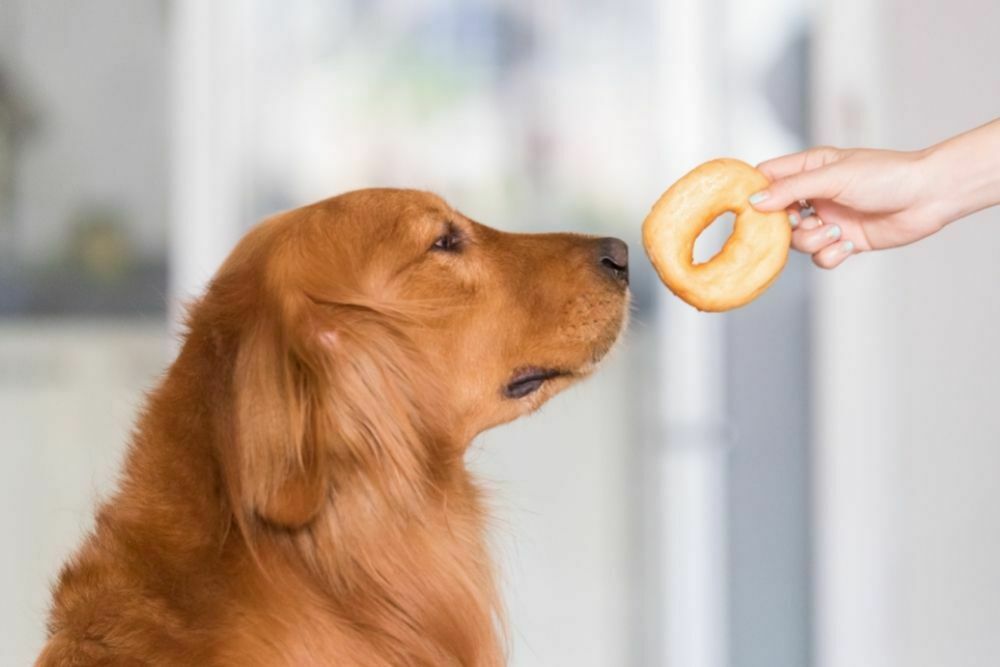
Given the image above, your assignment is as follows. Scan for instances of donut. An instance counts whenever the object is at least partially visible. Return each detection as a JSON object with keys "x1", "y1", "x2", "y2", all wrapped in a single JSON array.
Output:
[{"x1": 642, "y1": 158, "x2": 791, "y2": 312}]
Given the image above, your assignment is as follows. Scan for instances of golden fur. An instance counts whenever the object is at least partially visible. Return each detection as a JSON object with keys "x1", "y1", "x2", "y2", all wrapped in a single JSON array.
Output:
[{"x1": 38, "y1": 189, "x2": 629, "y2": 666}]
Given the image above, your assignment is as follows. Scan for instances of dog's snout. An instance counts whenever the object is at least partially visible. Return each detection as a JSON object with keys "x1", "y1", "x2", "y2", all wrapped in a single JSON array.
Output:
[{"x1": 596, "y1": 237, "x2": 629, "y2": 285}]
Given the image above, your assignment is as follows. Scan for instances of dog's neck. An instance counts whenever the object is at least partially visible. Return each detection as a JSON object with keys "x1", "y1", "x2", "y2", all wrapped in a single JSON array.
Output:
[
  {"x1": 102, "y1": 330, "x2": 505, "y2": 667},
  {"x1": 132, "y1": 333, "x2": 506, "y2": 665},
  {"x1": 273, "y1": 467, "x2": 504, "y2": 665}
]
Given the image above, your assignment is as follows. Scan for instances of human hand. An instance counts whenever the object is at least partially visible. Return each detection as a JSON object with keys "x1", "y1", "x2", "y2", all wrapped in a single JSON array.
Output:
[
  {"x1": 749, "y1": 119, "x2": 1000, "y2": 269},
  {"x1": 748, "y1": 146, "x2": 943, "y2": 269}
]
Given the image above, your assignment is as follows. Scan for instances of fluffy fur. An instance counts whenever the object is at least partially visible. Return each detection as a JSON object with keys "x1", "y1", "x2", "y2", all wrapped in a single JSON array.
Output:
[{"x1": 38, "y1": 189, "x2": 629, "y2": 666}]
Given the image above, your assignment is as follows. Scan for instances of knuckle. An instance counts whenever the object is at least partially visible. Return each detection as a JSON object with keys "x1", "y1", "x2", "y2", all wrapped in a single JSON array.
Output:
[
  {"x1": 812, "y1": 254, "x2": 835, "y2": 270},
  {"x1": 807, "y1": 146, "x2": 842, "y2": 169},
  {"x1": 805, "y1": 236, "x2": 829, "y2": 254}
]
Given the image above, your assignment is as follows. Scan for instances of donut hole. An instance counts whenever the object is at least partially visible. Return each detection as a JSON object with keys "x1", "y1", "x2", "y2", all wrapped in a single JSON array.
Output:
[{"x1": 692, "y1": 211, "x2": 736, "y2": 264}]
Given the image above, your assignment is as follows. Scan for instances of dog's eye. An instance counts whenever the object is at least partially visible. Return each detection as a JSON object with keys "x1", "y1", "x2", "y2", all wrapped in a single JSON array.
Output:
[{"x1": 430, "y1": 226, "x2": 462, "y2": 253}]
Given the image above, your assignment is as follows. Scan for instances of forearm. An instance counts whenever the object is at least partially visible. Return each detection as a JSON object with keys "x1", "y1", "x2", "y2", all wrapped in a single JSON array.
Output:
[{"x1": 919, "y1": 117, "x2": 1000, "y2": 225}]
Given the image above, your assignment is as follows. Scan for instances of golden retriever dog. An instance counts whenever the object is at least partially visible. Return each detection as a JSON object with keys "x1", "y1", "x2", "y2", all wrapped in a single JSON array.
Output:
[{"x1": 37, "y1": 189, "x2": 629, "y2": 666}]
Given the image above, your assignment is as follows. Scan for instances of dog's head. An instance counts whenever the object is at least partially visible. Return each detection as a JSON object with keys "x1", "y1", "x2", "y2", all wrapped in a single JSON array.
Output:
[{"x1": 199, "y1": 189, "x2": 628, "y2": 529}]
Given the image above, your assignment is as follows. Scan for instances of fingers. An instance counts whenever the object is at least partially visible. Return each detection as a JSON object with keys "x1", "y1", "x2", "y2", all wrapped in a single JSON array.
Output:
[
  {"x1": 792, "y1": 216, "x2": 840, "y2": 253},
  {"x1": 787, "y1": 207, "x2": 802, "y2": 229},
  {"x1": 790, "y1": 216, "x2": 858, "y2": 269},
  {"x1": 749, "y1": 167, "x2": 845, "y2": 212},
  {"x1": 812, "y1": 238, "x2": 856, "y2": 269},
  {"x1": 757, "y1": 146, "x2": 840, "y2": 181},
  {"x1": 751, "y1": 146, "x2": 845, "y2": 212},
  {"x1": 793, "y1": 211, "x2": 822, "y2": 232},
  {"x1": 750, "y1": 145, "x2": 863, "y2": 269}
]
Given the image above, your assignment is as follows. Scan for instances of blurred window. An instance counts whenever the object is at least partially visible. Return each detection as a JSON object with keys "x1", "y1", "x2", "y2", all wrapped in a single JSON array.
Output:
[{"x1": 0, "y1": 1, "x2": 168, "y2": 317}]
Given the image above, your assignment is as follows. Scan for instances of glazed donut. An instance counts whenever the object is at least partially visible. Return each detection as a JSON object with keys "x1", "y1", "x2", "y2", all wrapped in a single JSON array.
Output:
[{"x1": 642, "y1": 158, "x2": 791, "y2": 312}]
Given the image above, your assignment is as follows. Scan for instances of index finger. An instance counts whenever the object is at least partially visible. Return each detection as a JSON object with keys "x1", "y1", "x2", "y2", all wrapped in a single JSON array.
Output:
[{"x1": 757, "y1": 146, "x2": 840, "y2": 182}]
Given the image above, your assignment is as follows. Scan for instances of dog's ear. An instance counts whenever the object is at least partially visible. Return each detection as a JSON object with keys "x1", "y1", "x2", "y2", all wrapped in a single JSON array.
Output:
[{"x1": 230, "y1": 304, "x2": 331, "y2": 529}]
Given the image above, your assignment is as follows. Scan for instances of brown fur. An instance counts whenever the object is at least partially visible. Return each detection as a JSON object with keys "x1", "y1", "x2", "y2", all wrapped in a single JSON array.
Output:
[{"x1": 37, "y1": 189, "x2": 628, "y2": 666}]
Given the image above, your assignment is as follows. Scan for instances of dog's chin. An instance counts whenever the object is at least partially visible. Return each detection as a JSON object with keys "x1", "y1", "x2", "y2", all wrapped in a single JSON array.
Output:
[
  {"x1": 589, "y1": 324, "x2": 625, "y2": 366},
  {"x1": 480, "y1": 303, "x2": 629, "y2": 436},
  {"x1": 588, "y1": 304, "x2": 629, "y2": 366},
  {"x1": 504, "y1": 315, "x2": 627, "y2": 402}
]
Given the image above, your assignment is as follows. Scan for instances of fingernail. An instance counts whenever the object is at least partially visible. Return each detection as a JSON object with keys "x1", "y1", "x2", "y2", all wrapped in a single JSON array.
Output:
[
  {"x1": 840, "y1": 240, "x2": 854, "y2": 255},
  {"x1": 788, "y1": 211, "x2": 800, "y2": 227},
  {"x1": 748, "y1": 191, "x2": 769, "y2": 205},
  {"x1": 825, "y1": 225, "x2": 842, "y2": 240}
]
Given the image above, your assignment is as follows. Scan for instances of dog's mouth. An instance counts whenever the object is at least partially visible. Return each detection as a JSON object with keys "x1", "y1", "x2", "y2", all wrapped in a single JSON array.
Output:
[{"x1": 503, "y1": 367, "x2": 571, "y2": 399}]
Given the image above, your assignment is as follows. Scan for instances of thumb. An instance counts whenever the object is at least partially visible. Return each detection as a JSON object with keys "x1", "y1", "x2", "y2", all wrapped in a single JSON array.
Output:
[{"x1": 749, "y1": 166, "x2": 844, "y2": 211}]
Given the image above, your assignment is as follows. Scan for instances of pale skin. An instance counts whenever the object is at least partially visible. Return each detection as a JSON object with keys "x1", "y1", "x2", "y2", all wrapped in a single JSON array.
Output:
[{"x1": 748, "y1": 117, "x2": 1000, "y2": 269}]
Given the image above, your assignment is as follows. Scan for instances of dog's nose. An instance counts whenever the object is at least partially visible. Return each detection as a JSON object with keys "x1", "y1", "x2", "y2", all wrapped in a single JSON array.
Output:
[{"x1": 596, "y1": 237, "x2": 629, "y2": 285}]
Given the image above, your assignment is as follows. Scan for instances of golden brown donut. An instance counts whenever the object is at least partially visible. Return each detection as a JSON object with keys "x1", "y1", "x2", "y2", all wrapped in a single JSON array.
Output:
[{"x1": 642, "y1": 158, "x2": 791, "y2": 312}]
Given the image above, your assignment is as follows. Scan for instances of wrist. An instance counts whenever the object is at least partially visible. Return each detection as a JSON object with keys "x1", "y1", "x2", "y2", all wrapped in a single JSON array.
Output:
[
  {"x1": 917, "y1": 119, "x2": 1000, "y2": 226},
  {"x1": 914, "y1": 143, "x2": 959, "y2": 228}
]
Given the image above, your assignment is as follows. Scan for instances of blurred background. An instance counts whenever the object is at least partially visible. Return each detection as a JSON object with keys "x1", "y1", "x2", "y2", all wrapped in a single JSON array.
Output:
[{"x1": 1, "y1": 0, "x2": 998, "y2": 665}]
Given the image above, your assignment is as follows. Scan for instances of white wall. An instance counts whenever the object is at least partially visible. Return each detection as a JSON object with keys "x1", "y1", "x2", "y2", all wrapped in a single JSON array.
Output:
[
  {"x1": 813, "y1": 1, "x2": 1000, "y2": 666},
  {"x1": 1, "y1": 0, "x2": 167, "y2": 261},
  {"x1": 0, "y1": 322, "x2": 168, "y2": 665},
  {"x1": 471, "y1": 342, "x2": 636, "y2": 667}
]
